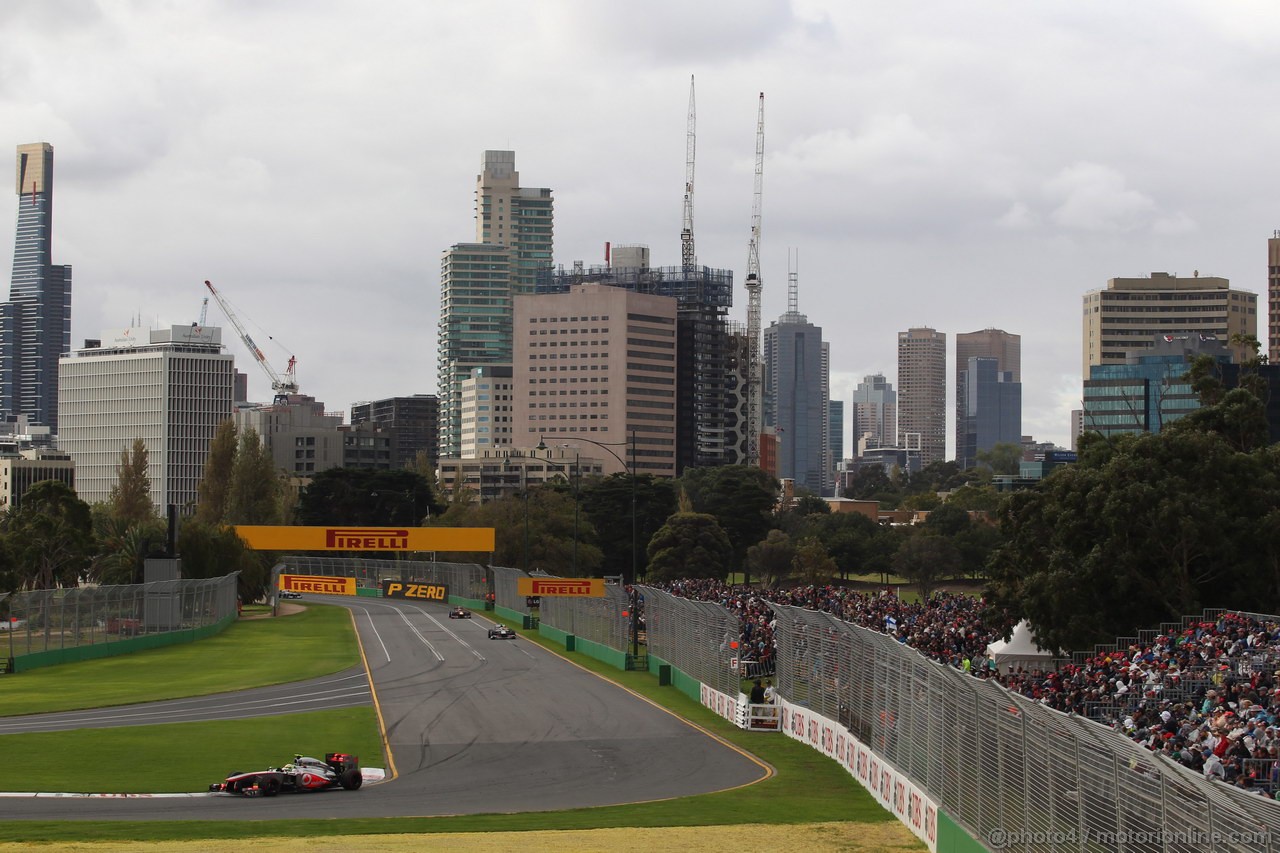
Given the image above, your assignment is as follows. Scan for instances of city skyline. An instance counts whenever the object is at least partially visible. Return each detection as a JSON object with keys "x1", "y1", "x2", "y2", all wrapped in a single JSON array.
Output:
[{"x1": 3, "y1": 3, "x2": 1279, "y2": 455}]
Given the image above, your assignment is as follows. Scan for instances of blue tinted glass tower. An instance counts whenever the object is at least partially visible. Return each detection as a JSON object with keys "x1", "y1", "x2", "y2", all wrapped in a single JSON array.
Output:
[{"x1": 3, "y1": 143, "x2": 71, "y2": 431}]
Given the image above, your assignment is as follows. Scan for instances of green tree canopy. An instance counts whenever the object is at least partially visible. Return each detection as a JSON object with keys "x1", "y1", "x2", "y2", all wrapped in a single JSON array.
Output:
[
  {"x1": 108, "y1": 438, "x2": 155, "y2": 525},
  {"x1": 975, "y1": 442, "x2": 1023, "y2": 475},
  {"x1": 580, "y1": 474, "x2": 677, "y2": 581},
  {"x1": 893, "y1": 531, "x2": 959, "y2": 602},
  {"x1": 793, "y1": 536, "x2": 837, "y2": 585},
  {"x1": 679, "y1": 465, "x2": 778, "y2": 574},
  {"x1": 196, "y1": 419, "x2": 238, "y2": 524},
  {"x1": 745, "y1": 529, "x2": 795, "y2": 586},
  {"x1": 296, "y1": 468, "x2": 436, "y2": 528},
  {"x1": 645, "y1": 511, "x2": 733, "y2": 583},
  {"x1": 987, "y1": 425, "x2": 1280, "y2": 652},
  {"x1": 226, "y1": 429, "x2": 281, "y2": 525},
  {"x1": 4, "y1": 480, "x2": 95, "y2": 590}
]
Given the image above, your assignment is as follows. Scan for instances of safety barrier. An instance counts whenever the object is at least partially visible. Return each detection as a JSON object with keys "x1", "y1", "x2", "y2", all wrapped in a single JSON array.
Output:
[
  {"x1": 276, "y1": 556, "x2": 488, "y2": 606},
  {"x1": 1, "y1": 574, "x2": 239, "y2": 674}
]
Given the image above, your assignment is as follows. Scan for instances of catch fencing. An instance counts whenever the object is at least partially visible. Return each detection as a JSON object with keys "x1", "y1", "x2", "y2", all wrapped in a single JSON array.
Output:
[
  {"x1": 491, "y1": 565, "x2": 531, "y2": 617},
  {"x1": 640, "y1": 585, "x2": 740, "y2": 698},
  {"x1": 769, "y1": 603, "x2": 1280, "y2": 853},
  {"x1": 0, "y1": 574, "x2": 239, "y2": 671}
]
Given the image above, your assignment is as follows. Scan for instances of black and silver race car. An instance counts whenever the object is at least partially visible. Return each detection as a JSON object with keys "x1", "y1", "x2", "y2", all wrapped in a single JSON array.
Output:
[
  {"x1": 488, "y1": 625, "x2": 516, "y2": 640},
  {"x1": 448, "y1": 606, "x2": 471, "y2": 619},
  {"x1": 209, "y1": 753, "x2": 363, "y2": 797},
  {"x1": 279, "y1": 590, "x2": 303, "y2": 600}
]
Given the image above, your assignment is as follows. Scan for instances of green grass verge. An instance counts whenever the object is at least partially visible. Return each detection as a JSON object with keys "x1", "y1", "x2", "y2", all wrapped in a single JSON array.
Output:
[
  {"x1": 0, "y1": 604, "x2": 358, "y2": 716},
  {"x1": 0, "y1": 707, "x2": 384, "y2": 793},
  {"x1": 0, "y1": 612, "x2": 921, "y2": 845}
]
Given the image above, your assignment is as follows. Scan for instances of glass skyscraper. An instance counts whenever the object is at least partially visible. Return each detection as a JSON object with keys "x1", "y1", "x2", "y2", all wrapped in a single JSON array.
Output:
[{"x1": 3, "y1": 143, "x2": 72, "y2": 432}]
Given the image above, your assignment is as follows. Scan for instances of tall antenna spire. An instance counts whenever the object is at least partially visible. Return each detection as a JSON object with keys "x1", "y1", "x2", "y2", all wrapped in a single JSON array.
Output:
[
  {"x1": 787, "y1": 248, "x2": 799, "y2": 316},
  {"x1": 745, "y1": 92, "x2": 766, "y2": 468},
  {"x1": 680, "y1": 75, "x2": 697, "y2": 272}
]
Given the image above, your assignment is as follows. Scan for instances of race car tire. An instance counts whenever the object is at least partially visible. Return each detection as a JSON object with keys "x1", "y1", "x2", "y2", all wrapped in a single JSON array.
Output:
[
  {"x1": 339, "y1": 768, "x2": 363, "y2": 790},
  {"x1": 260, "y1": 776, "x2": 281, "y2": 797}
]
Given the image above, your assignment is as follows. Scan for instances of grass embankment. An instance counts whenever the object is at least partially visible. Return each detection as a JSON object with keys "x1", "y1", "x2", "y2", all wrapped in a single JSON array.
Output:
[
  {"x1": 0, "y1": 609, "x2": 924, "y2": 851},
  {"x1": 0, "y1": 604, "x2": 359, "y2": 716}
]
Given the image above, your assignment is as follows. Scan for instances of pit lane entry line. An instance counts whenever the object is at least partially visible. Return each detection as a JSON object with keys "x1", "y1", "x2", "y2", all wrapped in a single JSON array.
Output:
[{"x1": 350, "y1": 606, "x2": 398, "y2": 783}]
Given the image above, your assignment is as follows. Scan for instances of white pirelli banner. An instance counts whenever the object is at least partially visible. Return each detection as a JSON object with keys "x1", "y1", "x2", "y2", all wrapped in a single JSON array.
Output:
[{"x1": 777, "y1": 698, "x2": 939, "y2": 852}]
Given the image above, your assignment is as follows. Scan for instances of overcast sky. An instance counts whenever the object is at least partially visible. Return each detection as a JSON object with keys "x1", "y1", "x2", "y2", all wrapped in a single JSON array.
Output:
[{"x1": 3, "y1": 1, "x2": 1278, "y2": 455}]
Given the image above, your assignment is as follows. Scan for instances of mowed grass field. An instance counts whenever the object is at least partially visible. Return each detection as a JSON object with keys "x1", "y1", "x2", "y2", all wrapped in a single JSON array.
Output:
[{"x1": 0, "y1": 604, "x2": 925, "y2": 851}]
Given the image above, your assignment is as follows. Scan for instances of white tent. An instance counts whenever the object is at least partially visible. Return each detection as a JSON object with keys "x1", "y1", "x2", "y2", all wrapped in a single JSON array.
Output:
[{"x1": 985, "y1": 620, "x2": 1056, "y2": 672}]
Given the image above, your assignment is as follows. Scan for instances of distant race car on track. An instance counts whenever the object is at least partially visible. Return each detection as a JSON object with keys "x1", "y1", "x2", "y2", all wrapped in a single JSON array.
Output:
[
  {"x1": 448, "y1": 606, "x2": 471, "y2": 619},
  {"x1": 279, "y1": 591, "x2": 302, "y2": 600},
  {"x1": 488, "y1": 625, "x2": 516, "y2": 640},
  {"x1": 210, "y1": 753, "x2": 362, "y2": 797}
]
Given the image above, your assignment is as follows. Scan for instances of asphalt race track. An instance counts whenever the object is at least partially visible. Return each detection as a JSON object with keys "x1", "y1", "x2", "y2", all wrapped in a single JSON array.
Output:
[{"x1": 0, "y1": 595, "x2": 768, "y2": 820}]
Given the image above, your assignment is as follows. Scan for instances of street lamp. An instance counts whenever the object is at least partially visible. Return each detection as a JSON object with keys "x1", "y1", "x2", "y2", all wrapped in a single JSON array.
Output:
[{"x1": 539, "y1": 429, "x2": 641, "y2": 663}]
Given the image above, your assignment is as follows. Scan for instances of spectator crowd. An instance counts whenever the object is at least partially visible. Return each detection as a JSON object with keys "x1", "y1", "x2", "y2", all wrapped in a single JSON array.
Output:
[{"x1": 655, "y1": 579, "x2": 1280, "y2": 797}]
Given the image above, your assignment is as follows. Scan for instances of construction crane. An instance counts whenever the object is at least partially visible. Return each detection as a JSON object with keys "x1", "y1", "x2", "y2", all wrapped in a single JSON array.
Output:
[
  {"x1": 680, "y1": 75, "x2": 697, "y2": 272},
  {"x1": 197, "y1": 297, "x2": 208, "y2": 328},
  {"x1": 745, "y1": 92, "x2": 765, "y2": 468},
  {"x1": 203, "y1": 280, "x2": 298, "y2": 404}
]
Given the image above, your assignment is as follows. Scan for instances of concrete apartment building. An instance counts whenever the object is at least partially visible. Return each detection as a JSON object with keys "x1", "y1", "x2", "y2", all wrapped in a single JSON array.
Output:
[
  {"x1": 897, "y1": 327, "x2": 947, "y2": 467},
  {"x1": 460, "y1": 365, "x2": 513, "y2": 457},
  {"x1": 512, "y1": 283, "x2": 677, "y2": 477},
  {"x1": 1269, "y1": 234, "x2": 1280, "y2": 364},
  {"x1": 234, "y1": 395, "x2": 345, "y2": 480},
  {"x1": 58, "y1": 325, "x2": 233, "y2": 508},
  {"x1": 1082, "y1": 271, "x2": 1257, "y2": 375},
  {"x1": 350, "y1": 394, "x2": 439, "y2": 470},
  {"x1": 0, "y1": 447, "x2": 74, "y2": 509}
]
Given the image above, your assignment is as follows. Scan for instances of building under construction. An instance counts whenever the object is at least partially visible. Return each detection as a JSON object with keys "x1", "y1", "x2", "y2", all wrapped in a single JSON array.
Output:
[{"x1": 536, "y1": 246, "x2": 740, "y2": 474}]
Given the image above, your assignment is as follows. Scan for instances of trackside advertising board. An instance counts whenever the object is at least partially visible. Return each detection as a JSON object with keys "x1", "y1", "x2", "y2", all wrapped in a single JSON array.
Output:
[
  {"x1": 279, "y1": 574, "x2": 357, "y2": 596},
  {"x1": 382, "y1": 580, "x2": 448, "y2": 601},
  {"x1": 234, "y1": 526, "x2": 495, "y2": 552},
  {"x1": 777, "y1": 697, "x2": 939, "y2": 852},
  {"x1": 517, "y1": 578, "x2": 605, "y2": 598}
]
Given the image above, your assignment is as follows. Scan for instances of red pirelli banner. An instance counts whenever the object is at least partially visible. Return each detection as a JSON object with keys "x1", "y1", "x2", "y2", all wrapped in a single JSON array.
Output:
[
  {"x1": 279, "y1": 574, "x2": 357, "y2": 596},
  {"x1": 234, "y1": 526, "x2": 495, "y2": 552},
  {"x1": 517, "y1": 578, "x2": 606, "y2": 598}
]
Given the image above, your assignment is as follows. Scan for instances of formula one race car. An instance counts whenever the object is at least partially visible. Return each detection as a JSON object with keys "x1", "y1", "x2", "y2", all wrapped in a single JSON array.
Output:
[
  {"x1": 279, "y1": 590, "x2": 303, "y2": 600},
  {"x1": 448, "y1": 606, "x2": 471, "y2": 619},
  {"x1": 209, "y1": 753, "x2": 363, "y2": 797},
  {"x1": 488, "y1": 625, "x2": 516, "y2": 640}
]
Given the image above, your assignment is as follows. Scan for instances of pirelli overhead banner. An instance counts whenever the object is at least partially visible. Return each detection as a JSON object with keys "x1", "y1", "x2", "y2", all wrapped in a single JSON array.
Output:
[
  {"x1": 517, "y1": 577, "x2": 606, "y2": 598},
  {"x1": 234, "y1": 526, "x2": 495, "y2": 553}
]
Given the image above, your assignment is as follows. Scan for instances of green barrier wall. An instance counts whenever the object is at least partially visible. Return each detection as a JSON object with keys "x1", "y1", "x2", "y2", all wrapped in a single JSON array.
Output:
[
  {"x1": 11, "y1": 614, "x2": 238, "y2": 674},
  {"x1": 572, "y1": 636, "x2": 627, "y2": 670},
  {"x1": 645, "y1": 655, "x2": 701, "y2": 702},
  {"x1": 449, "y1": 595, "x2": 486, "y2": 610},
  {"x1": 538, "y1": 622, "x2": 571, "y2": 647},
  {"x1": 938, "y1": 809, "x2": 988, "y2": 853},
  {"x1": 494, "y1": 604, "x2": 524, "y2": 623},
  {"x1": 356, "y1": 587, "x2": 382, "y2": 598}
]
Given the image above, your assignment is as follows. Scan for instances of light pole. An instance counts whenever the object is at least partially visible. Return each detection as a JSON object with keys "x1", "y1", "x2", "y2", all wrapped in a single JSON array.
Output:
[{"x1": 540, "y1": 429, "x2": 640, "y2": 662}]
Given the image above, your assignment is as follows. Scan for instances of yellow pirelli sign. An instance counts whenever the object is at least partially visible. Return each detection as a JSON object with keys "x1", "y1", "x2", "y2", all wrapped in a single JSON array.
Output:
[
  {"x1": 517, "y1": 578, "x2": 606, "y2": 598},
  {"x1": 279, "y1": 574, "x2": 357, "y2": 596},
  {"x1": 234, "y1": 526, "x2": 495, "y2": 552}
]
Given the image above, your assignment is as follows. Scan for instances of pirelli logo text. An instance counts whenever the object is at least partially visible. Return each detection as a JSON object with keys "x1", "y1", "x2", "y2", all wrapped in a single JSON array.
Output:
[
  {"x1": 382, "y1": 581, "x2": 449, "y2": 601},
  {"x1": 517, "y1": 578, "x2": 605, "y2": 598},
  {"x1": 279, "y1": 574, "x2": 357, "y2": 596},
  {"x1": 326, "y1": 528, "x2": 409, "y2": 550}
]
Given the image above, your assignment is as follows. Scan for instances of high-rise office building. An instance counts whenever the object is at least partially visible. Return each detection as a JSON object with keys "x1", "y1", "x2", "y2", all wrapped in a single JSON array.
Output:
[
  {"x1": 851, "y1": 374, "x2": 897, "y2": 452},
  {"x1": 957, "y1": 356, "x2": 1021, "y2": 469},
  {"x1": 955, "y1": 329, "x2": 1020, "y2": 461},
  {"x1": 437, "y1": 152, "x2": 553, "y2": 459},
  {"x1": 763, "y1": 271, "x2": 830, "y2": 495},
  {"x1": 512, "y1": 283, "x2": 678, "y2": 477},
  {"x1": 58, "y1": 326, "x2": 233, "y2": 508},
  {"x1": 1083, "y1": 272, "x2": 1257, "y2": 375},
  {"x1": 3, "y1": 143, "x2": 72, "y2": 431},
  {"x1": 828, "y1": 398, "x2": 844, "y2": 469},
  {"x1": 897, "y1": 327, "x2": 946, "y2": 467},
  {"x1": 235, "y1": 395, "x2": 345, "y2": 480}
]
